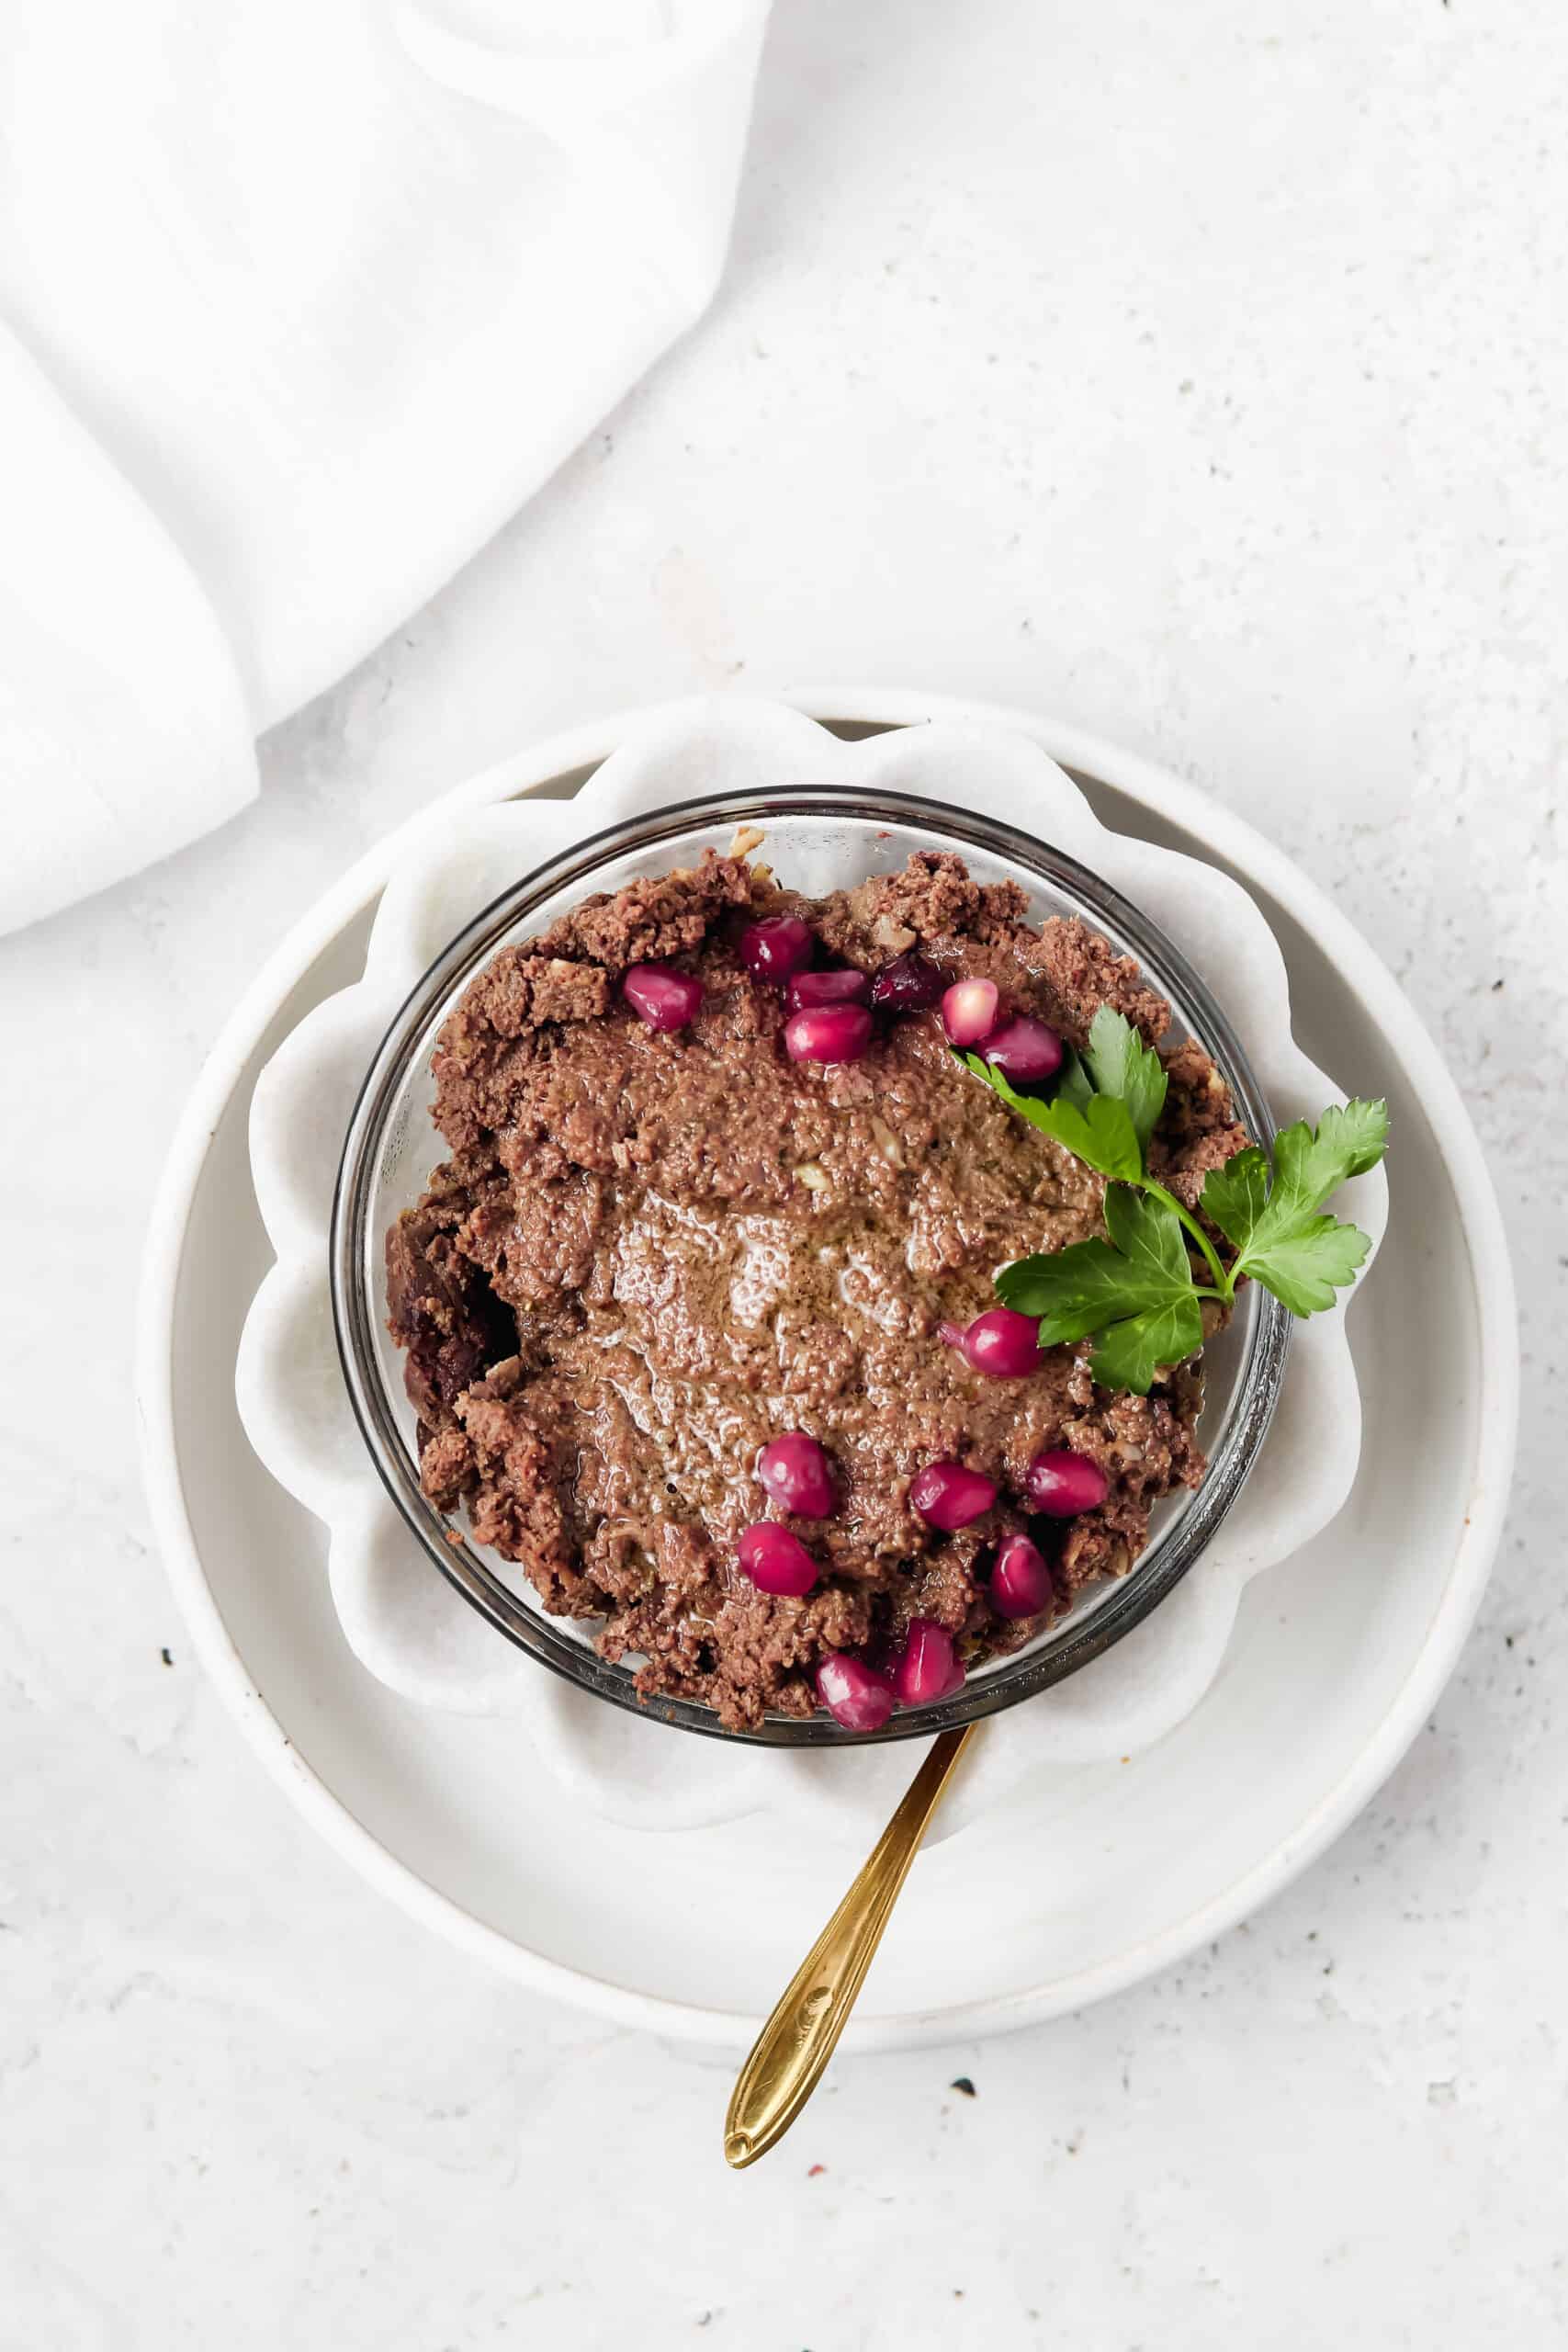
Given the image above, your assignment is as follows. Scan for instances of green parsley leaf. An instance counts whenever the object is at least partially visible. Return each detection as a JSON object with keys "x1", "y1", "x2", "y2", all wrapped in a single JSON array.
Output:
[
  {"x1": 1227, "y1": 1216, "x2": 1372, "y2": 1316},
  {"x1": 1054, "y1": 1045, "x2": 1096, "y2": 1114},
  {"x1": 1089, "y1": 1294, "x2": 1206, "y2": 1396},
  {"x1": 1101, "y1": 1181, "x2": 1190, "y2": 1281},
  {"x1": 997, "y1": 1187, "x2": 1201, "y2": 1363},
  {"x1": 1082, "y1": 1007, "x2": 1168, "y2": 1158},
  {"x1": 996, "y1": 1234, "x2": 1141, "y2": 1336},
  {"x1": 1197, "y1": 1144, "x2": 1269, "y2": 1247},
  {"x1": 960, "y1": 1052, "x2": 1143, "y2": 1182},
  {"x1": 1201, "y1": 1097, "x2": 1388, "y2": 1314},
  {"x1": 1269, "y1": 1098, "x2": 1391, "y2": 1207}
]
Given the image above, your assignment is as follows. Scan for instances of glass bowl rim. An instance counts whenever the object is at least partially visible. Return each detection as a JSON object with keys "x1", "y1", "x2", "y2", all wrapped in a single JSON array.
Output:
[{"x1": 329, "y1": 782, "x2": 1291, "y2": 1747}]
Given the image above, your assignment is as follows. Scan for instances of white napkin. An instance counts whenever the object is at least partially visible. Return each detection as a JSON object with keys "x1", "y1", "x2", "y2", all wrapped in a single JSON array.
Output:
[{"x1": 0, "y1": 0, "x2": 771, "y2": 933}]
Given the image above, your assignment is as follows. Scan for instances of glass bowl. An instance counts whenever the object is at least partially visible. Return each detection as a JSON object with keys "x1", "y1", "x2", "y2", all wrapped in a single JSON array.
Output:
[{"x1": 330, "y1": 787, "x2": 1290, "y2": 1746}]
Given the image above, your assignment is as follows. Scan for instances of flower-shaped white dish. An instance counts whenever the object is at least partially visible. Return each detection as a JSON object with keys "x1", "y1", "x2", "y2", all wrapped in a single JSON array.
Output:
[
  {"x1": 236, "y1": 698, "x2": 1386, "y2": 1844},
  {"x1": 334, "y1": 788, "x2": 1290, "y2": 1761}
]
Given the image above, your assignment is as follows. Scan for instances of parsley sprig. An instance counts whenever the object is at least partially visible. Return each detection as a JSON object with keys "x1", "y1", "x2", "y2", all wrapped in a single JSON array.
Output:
[{"x1": 959, "y1": 1009, "x2": 1388, "y2": 1394}]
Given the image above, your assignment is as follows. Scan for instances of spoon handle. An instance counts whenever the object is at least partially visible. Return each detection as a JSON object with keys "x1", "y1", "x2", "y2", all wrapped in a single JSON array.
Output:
[{"x1": 723, "y1": 1724, "x2": 973, "y2": 2168}]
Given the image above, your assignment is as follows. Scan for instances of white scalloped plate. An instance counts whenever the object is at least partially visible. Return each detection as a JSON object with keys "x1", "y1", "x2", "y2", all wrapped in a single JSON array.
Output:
[
  {"x1": 235, "y1": 700, "x2": 1382, "y2": 1843},
  {"x1": 137, "y1": 692, "x2": 1516, "y2": 2048}
]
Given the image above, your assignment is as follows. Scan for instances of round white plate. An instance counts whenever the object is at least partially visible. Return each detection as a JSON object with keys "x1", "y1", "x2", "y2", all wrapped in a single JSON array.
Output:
[{"x1": 137, "y1": 691, "x2": 1517, "y2": 2052}]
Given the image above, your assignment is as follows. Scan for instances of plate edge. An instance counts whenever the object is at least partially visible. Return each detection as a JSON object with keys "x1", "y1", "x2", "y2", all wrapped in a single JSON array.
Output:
[{"x1": 135, "y1": 687, "x2": 1521, "y2": 2052}]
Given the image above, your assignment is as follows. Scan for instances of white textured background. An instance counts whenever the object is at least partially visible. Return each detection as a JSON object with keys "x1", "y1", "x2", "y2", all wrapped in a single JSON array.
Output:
[{"x1": 4, "y1": 1, "x2": 1565, "y2": 2344}]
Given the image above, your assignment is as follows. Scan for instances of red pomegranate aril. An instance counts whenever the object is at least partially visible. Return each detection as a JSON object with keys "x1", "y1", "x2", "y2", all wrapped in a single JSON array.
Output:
[
  {"x1": 989, "y1": 1532, "x2": 1052, "y2": 1619},
  {"x1": 817, "y1": 1653, "x2": 895, "y2": 1733},
  {"x1": 979, "y1": 1012, "x2": 1063, "y2": 1084},
  {"x1": 756, "y1": 1430, "x2": 838, "y2": 1519},
  {"x1": 737, "y1": 1521, "x2": 818, "y2": 1598},
  {"x1": 890, "y1": 1618, "x2": 965, "y2": 1707},
  {"x1": 623, "y1": 962, "x2": 704, "y2": 1032},
  {"x1": 1024, "y1": 1448, "x2": 1110, "y2": 1517},
  {"x1": 941, "y1": 977, "x2": 1001, "y2": 1047},
  {"x1": 785, "y1": 967, "x2": 871, "y2": 1013},
  {"x1": 740, "y1": 914, "x2": 814, "y2": 984},
  {"x1": 784, "y1": 1003, "x2": 874, "y2": 1064},
  {"x1": 909, "y1": 1459, "x2": 998, "y2": 1530},
  {"x1": 958, "y1": 1306, "x2": 1045, "y2": 1379},
  {"x1": 871, "y1": 951, "x2": 943, "y2": 1012}
]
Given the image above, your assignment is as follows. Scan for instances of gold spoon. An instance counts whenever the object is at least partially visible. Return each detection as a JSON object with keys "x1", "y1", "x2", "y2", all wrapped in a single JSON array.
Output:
[{"x1": 723, "y1": 1724, "x2": 974, "y2": 2168}]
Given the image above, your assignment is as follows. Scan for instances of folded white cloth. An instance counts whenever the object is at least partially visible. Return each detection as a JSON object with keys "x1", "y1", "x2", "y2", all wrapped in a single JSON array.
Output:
[{"x1": 0, "y1": 0, "x2": 771, "y2": 933}]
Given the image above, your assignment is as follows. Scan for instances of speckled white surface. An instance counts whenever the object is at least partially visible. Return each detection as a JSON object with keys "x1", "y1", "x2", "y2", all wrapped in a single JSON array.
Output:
[{"x1": 3, "y1": 0, "x2": 1563, "y2": 2343}]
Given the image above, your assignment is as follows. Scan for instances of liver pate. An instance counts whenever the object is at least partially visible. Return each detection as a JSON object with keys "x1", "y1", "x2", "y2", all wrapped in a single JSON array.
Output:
[{"x1": 385, "y1": 848, "x2": 1248, "y2": 1729}]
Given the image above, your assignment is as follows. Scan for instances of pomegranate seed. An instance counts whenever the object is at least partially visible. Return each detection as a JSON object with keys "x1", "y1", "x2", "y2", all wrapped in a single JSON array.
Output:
[
  {"x1": 1024, "y1": 1448, "x2": 1110, "y2": 1517},
  {"x1": 941, "y1": 977, "x2": 1001, "y2": 1047},
  {"x1": 890, "y1": 1618, "x2": 965, "y2": 1706},
  {"x1": 955, "y1": 1306, "x2": 1044, "y2": 1378},
  {"x1": 909, "y1": 1459, "x2": 998, "y2": 1530},
  {"x1": 979, "y1": 1013, "x2": 1063, "y2": 1083},
  {"x1": 757, "y1": 1431, "x2": 838, "y2": 1519},
  {"x1": 989, "y1": 1532, "x2": 1052, "y2": 1618},
  {"x1": 784, "y1": 1003, "x2": 874, "y2": 1064},
  {"x1": 623, "y1": 963, "x2": 704, "y2": 1032},
  {"x1": 871, "y1": 951, "x2": 943, "y2": 1012},
  {"x1": 817, "y1": 1654, "x2": 895, "y2": 1732},
  {"x1": 741, "y1": 915, "x2": 813, "y2": 984},
  {"x1": 785, "y1": 967, "x2": 871, "y2": 1013},
  {"x1": 737, "y1": 1521, "x2": 818, "y2": 1597}
]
